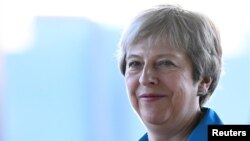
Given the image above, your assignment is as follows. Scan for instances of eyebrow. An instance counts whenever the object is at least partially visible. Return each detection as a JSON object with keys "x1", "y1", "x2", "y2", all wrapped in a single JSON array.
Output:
[
  {"x1": 126, "y1": 54, "x2": 180, "y2": 60},
  {"x1": 126, "y1": 54, "x2": 141, "y2": 60}
]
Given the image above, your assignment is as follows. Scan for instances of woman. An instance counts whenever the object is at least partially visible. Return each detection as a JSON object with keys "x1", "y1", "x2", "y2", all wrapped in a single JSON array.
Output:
[{"x1": 117, "y1": 4, "x2": 223, "y2": 141}]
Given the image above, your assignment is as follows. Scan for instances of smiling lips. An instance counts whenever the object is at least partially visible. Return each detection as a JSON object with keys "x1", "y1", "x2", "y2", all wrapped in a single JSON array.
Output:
[{"x1": 139, "y1": 94, "x2": 166, "y2": 102}]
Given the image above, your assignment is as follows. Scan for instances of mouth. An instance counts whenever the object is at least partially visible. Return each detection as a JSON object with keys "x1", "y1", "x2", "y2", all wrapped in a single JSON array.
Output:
[{"x1": 139, "y1": 94, "x2": 166, "y2": 102}]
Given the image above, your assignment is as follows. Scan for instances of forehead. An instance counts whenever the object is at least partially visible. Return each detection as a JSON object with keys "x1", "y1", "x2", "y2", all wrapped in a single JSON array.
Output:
[{"x1": 126, "y1": 37, "x2": 186, "y2": 57}]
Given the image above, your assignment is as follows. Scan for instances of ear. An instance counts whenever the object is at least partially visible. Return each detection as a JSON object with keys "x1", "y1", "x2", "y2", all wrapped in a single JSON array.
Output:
[{"x1": 198, "y1": 77, "x2": 213, "y2": 96}]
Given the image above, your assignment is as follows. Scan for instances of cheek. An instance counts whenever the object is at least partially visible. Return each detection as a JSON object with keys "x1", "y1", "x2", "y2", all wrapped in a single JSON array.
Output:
[
  {"x1": 165, "y1": 71, "x2": 194, "y2": 90},
  {"x1": 125, "y1": 74, "x2": 138, "y2": 97},
  {"x1": 162, "y1": 74, "x2": 182, "y2": 92},
  {"x1": 166, "y1": 74, "x2": 198, "y2": 105},
  {"x1": 125, "y1": 75, "x2": 134, "y2": 93},
  {"x1": 125, "y1": 72, "x2": 140, "y2": 91},
  {"x1": 125, "y1": 74, "x2": 140, "y2": 108},
  {"x1": 163, "y1": 73, "x2": 196, "y2": 101}
]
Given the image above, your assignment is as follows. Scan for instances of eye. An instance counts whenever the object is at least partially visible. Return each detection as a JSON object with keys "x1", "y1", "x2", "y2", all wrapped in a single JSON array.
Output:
[
  {"x1": 157, "y1": 60, "x2": 175, "y2": 68},
  {"x1": 127, "y1": 61, "x2": 143, "y2": 69}
]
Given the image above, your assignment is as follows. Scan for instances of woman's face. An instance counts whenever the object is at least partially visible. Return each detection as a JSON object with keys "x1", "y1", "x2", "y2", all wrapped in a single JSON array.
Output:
[{"x1": 125, "y1": 39, "x2": 201, "y2": 126}]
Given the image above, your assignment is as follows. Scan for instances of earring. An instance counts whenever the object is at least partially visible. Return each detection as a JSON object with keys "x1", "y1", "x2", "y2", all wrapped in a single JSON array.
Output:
[{"x1": 197, "y1": 86, "x2": 205, "y2": 96}]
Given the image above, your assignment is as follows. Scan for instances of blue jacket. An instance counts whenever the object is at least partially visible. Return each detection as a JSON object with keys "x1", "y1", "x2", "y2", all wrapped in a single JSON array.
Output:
[{"x1": 139, "y1": 107, "x2": 223, "y2": 141}]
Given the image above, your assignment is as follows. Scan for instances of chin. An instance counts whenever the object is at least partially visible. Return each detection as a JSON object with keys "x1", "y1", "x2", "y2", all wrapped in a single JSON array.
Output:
[{"x1": 141, "y1": 114, "x2": 168, "y2": 125}]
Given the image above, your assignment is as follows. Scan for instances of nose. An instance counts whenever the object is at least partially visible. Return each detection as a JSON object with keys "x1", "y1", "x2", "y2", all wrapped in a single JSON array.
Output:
[{"x1": 139, "y1": 65, "x2": 159, "y2": 85}]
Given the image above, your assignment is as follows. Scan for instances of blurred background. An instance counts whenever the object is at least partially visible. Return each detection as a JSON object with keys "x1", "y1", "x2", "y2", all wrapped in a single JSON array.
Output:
[{"x1": 0, "y1": 0, "x2": 250, "y2": 141}]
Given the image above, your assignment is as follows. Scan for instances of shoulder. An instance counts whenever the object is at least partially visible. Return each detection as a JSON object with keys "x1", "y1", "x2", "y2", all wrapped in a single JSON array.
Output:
[
  {"x1": 187, "y1": 107, "x2": 223, "y2": 141},
  {"x1": 201, "y1": 107, "x2": 223, "y2": 125},
  {"x1": 138, "y1": 133, "x2": 148, "y2": 141}
]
